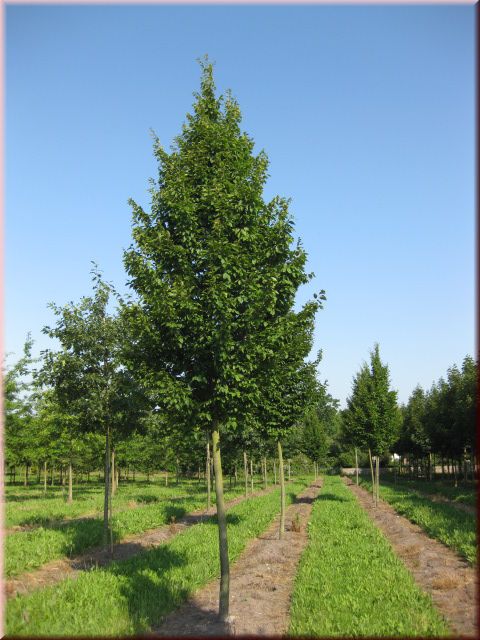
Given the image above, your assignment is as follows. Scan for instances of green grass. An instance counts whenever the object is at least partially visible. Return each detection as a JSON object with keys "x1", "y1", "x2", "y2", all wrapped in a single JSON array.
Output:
[
  {"x1": 5, "y1": 479, "x2": 252, "y2": 577},
  {"x1": 5, "y1": 477, "x2": 240, "y2": 528},
  {"x1": 6, "y1": 477, "x2": 311, "y2": 636},
  {"x1": 380, "y1": 474, "x2": 477, "y2": 508},
  {"x1": 359, "y1": 478, "x2": 476, "y2": 565},
  {"x1": 289, "y1": 476, "x2": 449, "y2": 637}
]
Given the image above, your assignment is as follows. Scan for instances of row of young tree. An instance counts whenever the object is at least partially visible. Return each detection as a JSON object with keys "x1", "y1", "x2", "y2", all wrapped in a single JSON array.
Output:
[{"x1": 396, "y1": 355, "x2": 477, "y2": 481}]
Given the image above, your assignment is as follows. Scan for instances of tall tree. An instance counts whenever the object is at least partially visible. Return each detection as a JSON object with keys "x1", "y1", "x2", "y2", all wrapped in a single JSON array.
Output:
[{"x1": 123, "y1": 59, "x2": 319, "y2": 619}]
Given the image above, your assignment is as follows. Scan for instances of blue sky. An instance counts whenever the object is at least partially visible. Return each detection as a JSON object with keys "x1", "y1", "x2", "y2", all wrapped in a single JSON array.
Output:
[{"x1": 6, "y1": 4, "x2": 475, "y2": 407}]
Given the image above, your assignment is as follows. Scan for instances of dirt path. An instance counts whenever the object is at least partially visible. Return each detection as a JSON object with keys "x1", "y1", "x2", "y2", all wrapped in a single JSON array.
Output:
[
  {"x1": 344, "y1": 478, "x2": 477, "y2": 637},
  {"x1": 153, "y1": 479, "x2": 322, "y2": 637},
  {"x1": 5, "y1": 484, "x2": 285, "y2": 600}
]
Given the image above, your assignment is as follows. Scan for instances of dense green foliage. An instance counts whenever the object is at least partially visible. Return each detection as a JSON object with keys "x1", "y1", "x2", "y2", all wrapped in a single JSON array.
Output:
[
  {"x1": 343, "y1": 344, "x2": 400, "y2": 456},
  {"x1": 395, "y1": 356, "x2": 477, "y2": 477},
  {"x1": 289, "y1": 476, "x2": 448, "y2": 637}
]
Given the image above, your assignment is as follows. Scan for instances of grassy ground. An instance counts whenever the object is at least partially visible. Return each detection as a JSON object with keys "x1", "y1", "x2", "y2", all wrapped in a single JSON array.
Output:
[
  {"x1": 359, "y1": 478, "x2": 476, "y2": 564},
  {"x1": 7, "y1": 476, "x2": 311, "y2": 636},
  {"x1": 289, "y1": 475, "x2": 449, "y2": 637},
  {"x1": 379, "y1": 474, "x2": 476, "y2": 507},
  {"x1": 5, "y1": 475, "x2": 252, "y2": 527},
  {"x1": 5, "y1": 477, "x2": 261, "y2": 577}
]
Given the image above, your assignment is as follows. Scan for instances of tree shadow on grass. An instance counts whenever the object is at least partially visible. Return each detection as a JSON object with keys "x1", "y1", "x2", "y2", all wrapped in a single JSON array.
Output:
[
  {"x1": 316, "y1": 493, "x2": 349, "y2": 503},
  {"x1": 106, "y1": 544, "x2": 192, "y2": 632}
]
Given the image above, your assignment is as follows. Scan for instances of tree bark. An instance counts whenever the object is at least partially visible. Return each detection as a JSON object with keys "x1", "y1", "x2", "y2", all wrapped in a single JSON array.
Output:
[
  {"x1": 355, "y1": 448, "x2": 359, "y2": 485},
  {"x1": 274, "y1": 460, "x2": 277, "y2": 485},
  {"x1": 103, "y1": 426, "x2": 111, "y2": 550},
  {"x1": 375, "y1": 455, "x2": 380, "y2": 504},
  {"x1": 212, "y1": 427, "x2": 229, "y2": 621},
  {"x1": 288, "y1": 459, "x2": 291, "y2": 481},
  {"x1": 206, "y1": 440, "x2": 211, "y2": 510},
  {"x1": 263, "y1": 456, "x2": 267, "y2": 489},
  {"x1": 250, "y1": 458, "x2": 254, "y2": 493},
  {"x1": 67, "y1": 462, "x2": 73, "y2": 503},
  {"x1": 44, "y1": 461, "x2": 47, "y2": 494},
  {"x1": 111, "y1": 449, "x2": 116, "y2": 498},
  {"x1": 278, "y1": 441, "x2": 286, "y2": 539},
  {"x1": 165, "y1": 470, "x2": 168, "y2": 486},
  {"x1": 243, "y1": 450, "x2": 248, "y2": 497},
  {"x1": 368, "y1": 449, "x2": 375, "y2": 506}
]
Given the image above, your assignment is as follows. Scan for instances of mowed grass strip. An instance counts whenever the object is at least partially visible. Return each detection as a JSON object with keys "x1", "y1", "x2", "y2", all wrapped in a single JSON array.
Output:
[
  {"x1": 6, "y1": 482, "x2": 248, "y2": 577},
  {"x1": 5, "y1": 478, "x2": 223, "y2": 528},
  {"x1": 359, "y1": 478, "x2": 476, "y2": 564},
  {"x1": 289, "y1": 476, "x2": 449, "y2": 637},
  {"x1": 380, "y1": 474, "x2": 476, "y2": 508},
  {"x1": 7, "y1": 477, "x2": 311, "y2": 636}
]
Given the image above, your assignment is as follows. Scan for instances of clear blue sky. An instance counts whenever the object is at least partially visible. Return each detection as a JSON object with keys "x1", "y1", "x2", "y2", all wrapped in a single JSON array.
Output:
[{"x1": 6, "y1": 4, "x2": 475, "y2": 407}]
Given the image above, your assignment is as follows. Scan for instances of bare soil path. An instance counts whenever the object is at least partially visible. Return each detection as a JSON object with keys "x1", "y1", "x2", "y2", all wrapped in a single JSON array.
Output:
[
  {"x1": 5, "y1": 485, "x2": 283, "y2": 600},
  {"x1": 344, "y1": 478, "x2": 477, "y2": 637},
  {"x1": 153, "y1": 479, "x2": 322, "y2": 637}
]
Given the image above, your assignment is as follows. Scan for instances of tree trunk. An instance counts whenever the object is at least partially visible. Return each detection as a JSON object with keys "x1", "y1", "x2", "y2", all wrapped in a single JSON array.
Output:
[
  {"x1": 116, "y1": 468, "x2": 119, "y2": 491},
  {"x1": 111, "y1": 449, "x2": 116, "y2": 498},
  {"x1": 37, "y1": 464, "x2": 41, "y2": 484},
  {"x1": 278, "y1": 441, "x2": 286, "y2": 540},
  {"x1": 165, "y1": 470, "x2": 168, "y2": 486},
  {"x1": 51, "y1": 466, "x2": 55, "y2": 486},
  {"x1": 13, "y1": 466, "x2": 16, "y2": 485},
  {"x1": 250, "y1": 458, "x2": 254, "y2": 493},
  {"x1": 274, "y1": 460, "x2": 277, "y2": 485},
  {"x1": 103, "y1": 427, "x2": 111, "y2": 550},
  {"x1": 288, "y1": 459, "x2": 291, "y2": 481},
  {"x1": 176, "y1": 458, "x2": 179, "y2": 485},
  {"x1": 212, "y1": 427, "x2": 229, "y2": 621},
  {"x1": 355, "y1": 448, "x2": 359, "y2": 485},
  {"x1": 67, "y1": 462, "x2": 73, "y2": 504},
  {"x1": 234, "y1": 465, "x2": 237, "y2": 486},
  {"x1": 24, "y1": 464, "x2": 28, "y2": 487},
  {"x1": 375, "y1": 456, "x2": 380, "y2": 504},
  {"x1": 44, "y1": 461, "x2": 48, "y2": 494},
  {"x1": 263, "y1": 456, "x2": 267, "y2": 489},
  {"x1": 207, "y1": 440, "x2": 211, "y2": 510},
  {"x1": 243, "y1": 450, "x2": 248, "y2": 497},
  {"x1": 368, "y1": 449, "x2": 375, "y2": 506}
]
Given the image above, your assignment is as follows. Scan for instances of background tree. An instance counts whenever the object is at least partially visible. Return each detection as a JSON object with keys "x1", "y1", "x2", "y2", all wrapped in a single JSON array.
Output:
[
  {"x1": 4, "y1": 336, "x2": 37, "y2": 485},
  {"x1": 343, "y1": 344, "x2": 399, "y2": 505},
  {"x1": 40, "y1": 268, "x2": 146, "y2": 548}
]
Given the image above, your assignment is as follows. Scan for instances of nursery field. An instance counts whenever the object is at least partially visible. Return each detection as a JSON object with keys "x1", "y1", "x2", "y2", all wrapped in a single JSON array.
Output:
[
  {"x1": 289, "y1": 476, "x2": 448, "y2": 637},
  {"x1": 358, "y1": 477, "x2": 477, "y2": 564},
  {"x1": 6, "y1": 476, "x2": 311, "y2": 635},
  {"x1": 6, "y1": 472, "x2": 477, "y2": 637},
  {"x1": 5, "y1": 475, "x2": 261, "y2": 577}
]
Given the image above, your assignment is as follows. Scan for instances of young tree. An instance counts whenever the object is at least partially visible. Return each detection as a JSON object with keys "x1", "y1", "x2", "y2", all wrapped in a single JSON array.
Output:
[
  {"x1": 40, "y1": 269, "x2": 146, "y2": 548},
  {"x1": 4, "y1": 336, "x2": 37, "y2": 485},
  {"x1": 343, "y1": 344, "x2": 399, "y2": 505},
  {"x1": 123, "y1": 59, "x2": 320, "y2": 619}
]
